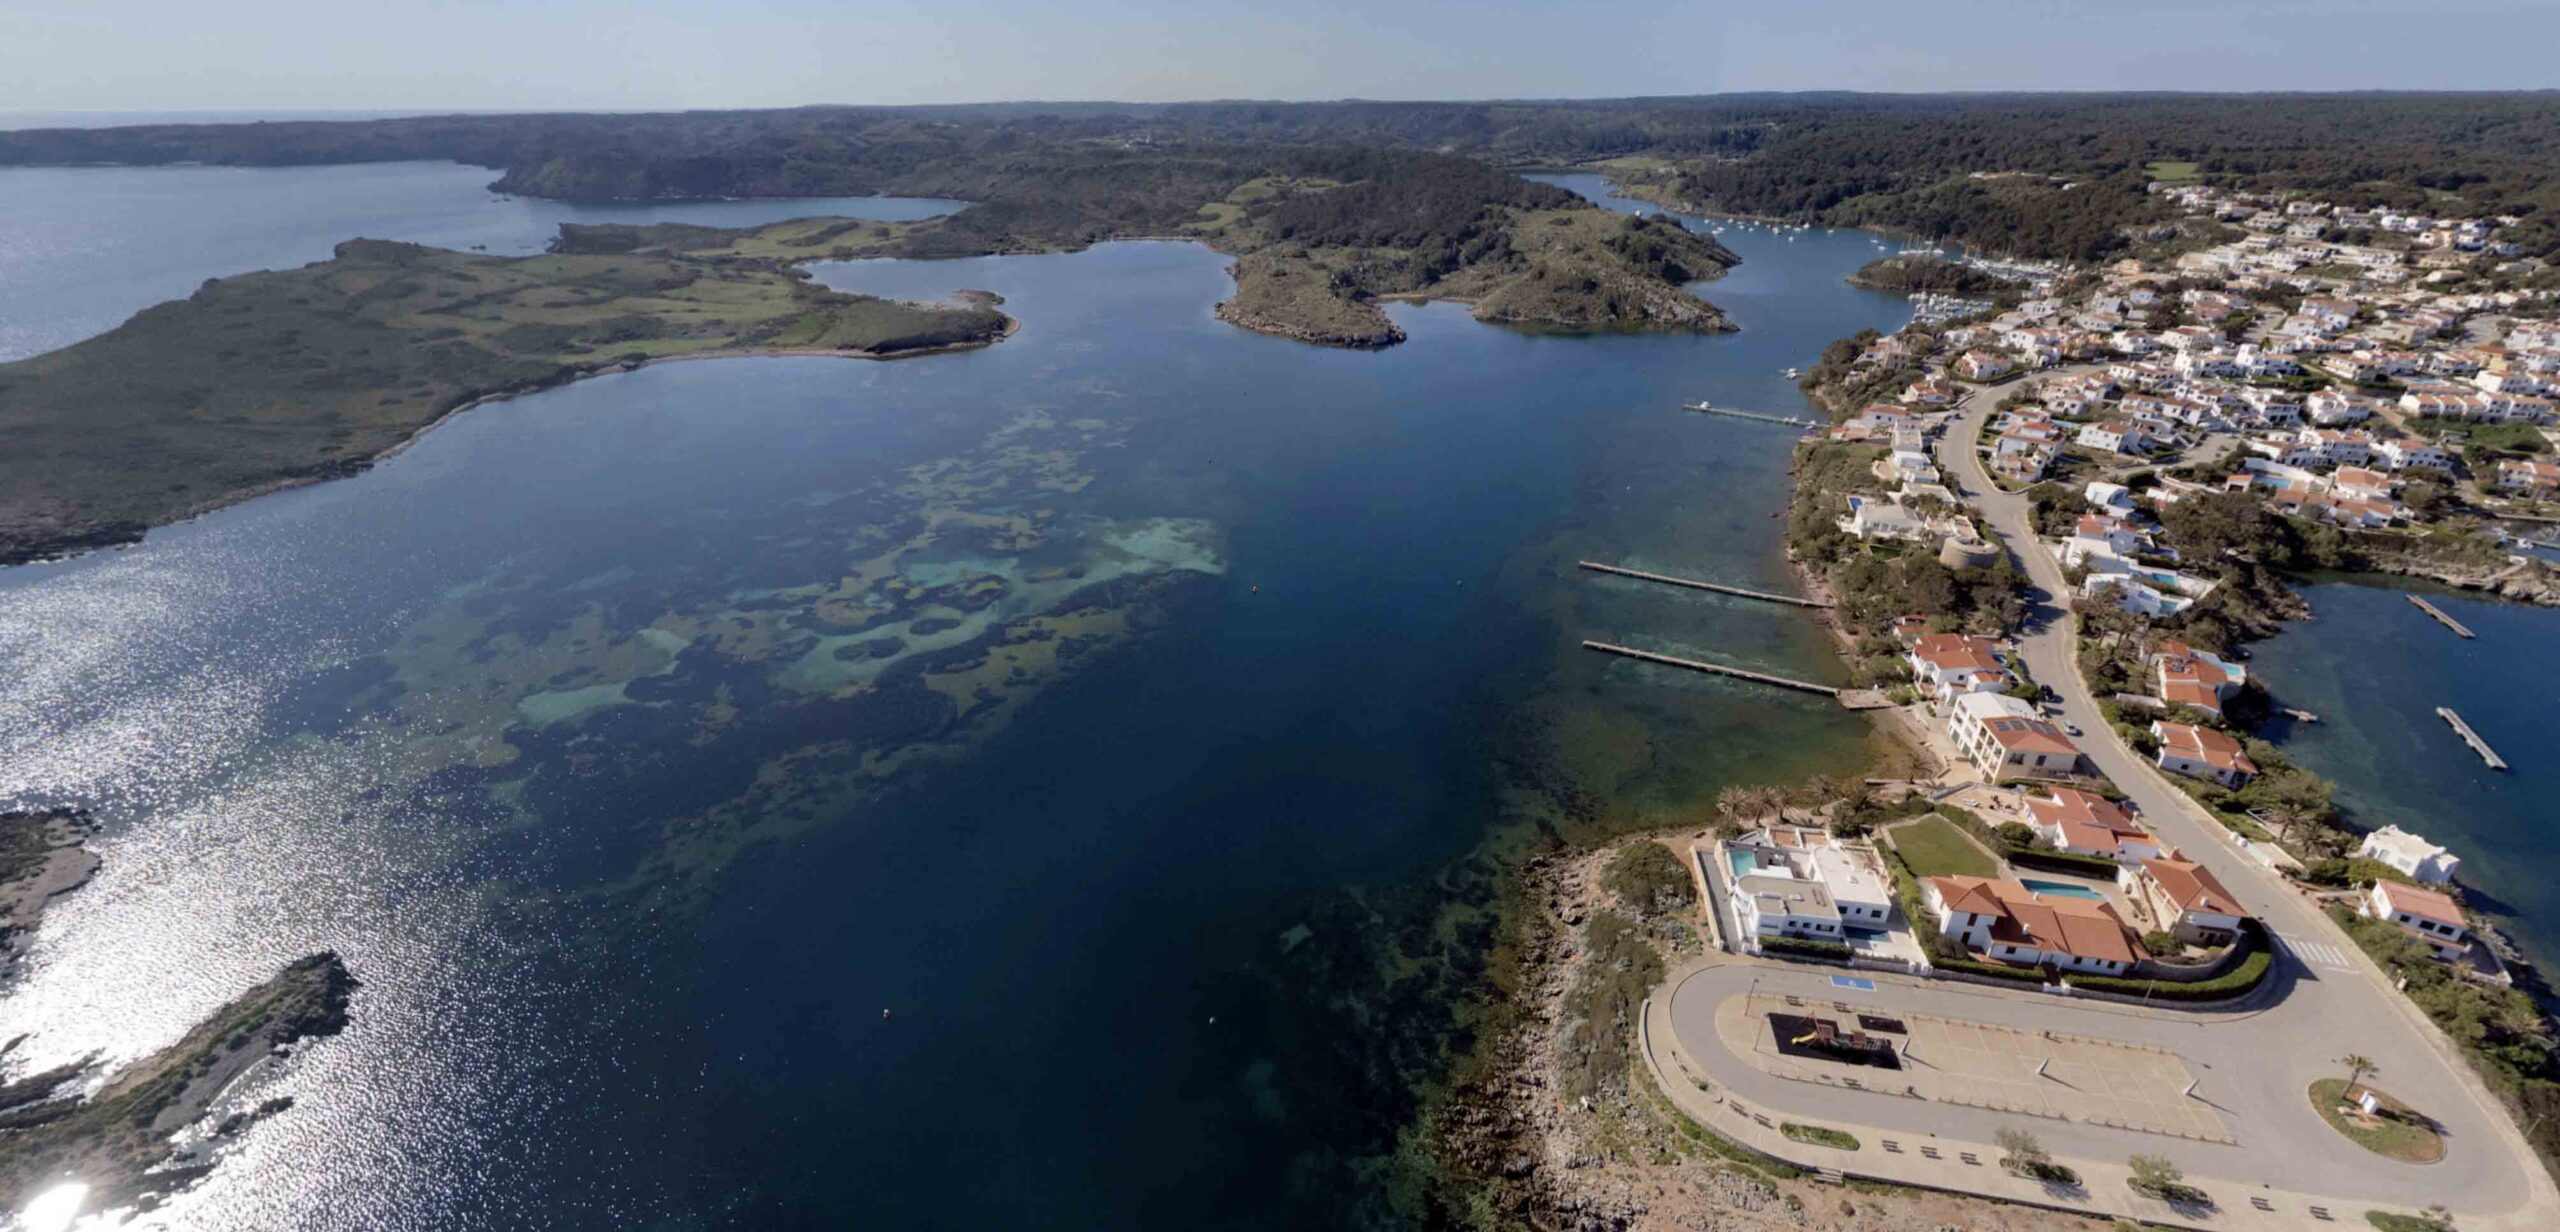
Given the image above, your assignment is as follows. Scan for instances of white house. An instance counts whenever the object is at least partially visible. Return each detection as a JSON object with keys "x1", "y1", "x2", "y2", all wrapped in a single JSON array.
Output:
[
  {"x1": 2375, "y1": 438, "x2": 2455, "y2": 473},
  {"x1": 1725, "y1": 826, "x2": 1895, "y2": 938},
  {"x1": 1925, "y1": 875, "x2": 2141, "y2": 974},
  {"x1": 1950, "y1": 692, "x2": 2085, "y2": 782},
  {"x1": 2153, "y1": 640, "x2": 2245, "y2": 718},
  {"x1": 2076, "y1": 420, "x2": 2149, "y2": 455},
  {"x1": 2124, "y1": 857, "x2": 2249, "y2": 947},
  {"x1": 2363, "y1": 881, "x2": 2470, "y2": 962},
  {"x1": 2027, "y1": 788, "x2": 2162, "y2": 863},
  {"x1": 2358, "y1": 825, "x2": 2461, "y2": 884},
  {"x1": 1906, "y1": 633, "x2": 2014, "y2": 705},
  {"x1": 2151, "y1": 721, "x2": 2258, "y2": 788}
]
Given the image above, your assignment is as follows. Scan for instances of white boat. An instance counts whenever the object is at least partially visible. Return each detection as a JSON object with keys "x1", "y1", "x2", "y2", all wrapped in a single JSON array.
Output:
[{"x1": 1783, "y1": 367, "x2": 1801, "y2": 379}]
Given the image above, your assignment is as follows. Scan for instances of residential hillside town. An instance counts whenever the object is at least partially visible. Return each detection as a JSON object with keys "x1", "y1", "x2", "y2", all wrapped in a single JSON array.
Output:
[
  {"x1": 1825, "y1": 183, "x2": 2560, "y2": 610},
  {"x1": 1724, "y1": 177, "x2": 2560, "y2": 1092}
]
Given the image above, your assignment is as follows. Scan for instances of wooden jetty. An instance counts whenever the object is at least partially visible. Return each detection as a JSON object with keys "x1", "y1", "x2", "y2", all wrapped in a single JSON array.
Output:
[
  {"x1": 2407, "y1": 594, "x2": 2475, "y2": 639},
  {"x1": 1682, "y1": 401, "x2": 1820, "y2": 430},
  {"x1": 1578, "y1": 561, "x2": 1833, "y2": 609},
  {"x1": 2438, "y1": 707, "x2": 2509, "y2": 771},
  {"x1": 1584, "y1": 640, "x2": 1883, "y2": 709}
]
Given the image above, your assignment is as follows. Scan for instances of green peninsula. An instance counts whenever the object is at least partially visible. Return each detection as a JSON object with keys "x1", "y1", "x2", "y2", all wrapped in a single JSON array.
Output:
[{"x1": 0, "y1": 231, "x2": 1011, "y2": 563}]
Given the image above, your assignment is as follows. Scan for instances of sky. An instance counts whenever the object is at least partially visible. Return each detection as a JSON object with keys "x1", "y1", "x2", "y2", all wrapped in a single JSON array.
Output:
[{"x1": 4, "y1": 0, "x2": 2557, "y2": 115}]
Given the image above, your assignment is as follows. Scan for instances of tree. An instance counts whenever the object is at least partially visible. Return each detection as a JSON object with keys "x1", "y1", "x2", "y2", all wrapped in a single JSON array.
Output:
[
  {"x1": 2142, "y1": 929, "x2": 2181, "y2": 956},
  {"x1": 2128, "y1": 1152, "x2": 2188, "y2": 1200},
  {"x1": 1996, "y1": 1126, "x2": 2049, "y2": 1174},
  {"x1": 2341, "y1": 1053, "x2": 2378, "y2": 1095},
  {"x1": 1714, "y1": 785, "x2": 1752, "y2": 834},
  {"x1": 1995, "y1": 821, "x2": 2039, "y2": 849}
]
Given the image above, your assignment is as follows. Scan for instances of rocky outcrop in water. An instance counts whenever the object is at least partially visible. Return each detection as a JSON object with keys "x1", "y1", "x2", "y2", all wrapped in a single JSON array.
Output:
[
  {"x1": 0, "y1": 953, "x2": 358, "y2": 1219},
  {"x1": 0, "y1": 809, "x2": 100, "y2": 969}
]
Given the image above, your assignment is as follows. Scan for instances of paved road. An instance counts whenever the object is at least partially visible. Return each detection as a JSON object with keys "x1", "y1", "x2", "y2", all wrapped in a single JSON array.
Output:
[
  {"x1": 1666, "y1": 959, "x2": 2510, "y2": 1215},
  {"x1": 1888, "y1": 390, "x2": 2559, "y2": 1218}
]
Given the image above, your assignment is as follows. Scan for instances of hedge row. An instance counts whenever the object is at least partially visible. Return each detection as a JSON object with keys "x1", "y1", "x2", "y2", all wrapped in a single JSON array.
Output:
[
  {"x1": 1761, "y1": 936, "x2": 1854, "y2": 961},
  {"x1": 2002, "y1": 846, "x2": 2125, "y2": 879},
  {"x1": 2064, "y1": 921, "x2": 2274, "y2": 1001}
]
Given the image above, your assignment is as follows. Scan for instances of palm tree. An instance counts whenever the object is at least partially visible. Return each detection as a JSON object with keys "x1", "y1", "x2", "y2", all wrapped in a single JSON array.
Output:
[
  {"x1": 2340, "y1": 1053, "x2": 2378, "y2": 1096},
  {"x1": 1715, "y1": 785, "x2": 1751, "y2": 828}
]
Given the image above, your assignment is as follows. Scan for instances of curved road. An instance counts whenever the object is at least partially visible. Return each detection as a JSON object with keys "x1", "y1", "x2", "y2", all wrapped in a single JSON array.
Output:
[
  {"x1": 1878, "y1": 389, "x2": 2556, "y2": 1218},
  {"x1": 1648, "y1": 389, "x2": 2558, "y2": 1224}
]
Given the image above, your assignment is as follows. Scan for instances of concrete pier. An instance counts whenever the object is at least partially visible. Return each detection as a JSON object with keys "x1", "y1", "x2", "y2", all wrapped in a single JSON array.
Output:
[
  {"x1": 1682, "y1": 402, "x2": 1820, "y2": 429},
  {"x1": 1583, "y1": 640, "x2": 1842, "y2": 698},
  {"x1": 2438, "y1": 707, "x2": 2508, "y2": 771},
  {"x1": 2408, "y1": 594, "x2": 2476, "y2": 639},
  {"x1": 1578, "y1": 561, "x2": 1832, "y2": 609}
]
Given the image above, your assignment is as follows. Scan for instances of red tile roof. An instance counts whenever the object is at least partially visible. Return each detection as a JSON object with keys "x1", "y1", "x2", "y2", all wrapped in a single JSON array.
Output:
[
  {"x1": 1912, "y1": 633, "x2": 2004, "y2": 674},
  {"x1": 1929, "y1": 875, "x2": 2140, "y2": 965},
  {"x1": 2028, "y1": 788, "x2": 2152, "y2": 853},
  {"x1": 2155, "y1": 721, "x2": 2256, "y2": 775},
  {"x1": 2141, "y1": 857, "x2": 2245, "y2": 918},
  {"x1": 2376, "y1": 882, "x2": 2466, "y2": 931}
]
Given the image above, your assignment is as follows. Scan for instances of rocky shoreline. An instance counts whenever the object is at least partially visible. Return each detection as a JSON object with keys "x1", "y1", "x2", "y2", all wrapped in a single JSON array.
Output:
[
  {"x1": 1433, "y1": 838, "x2": 2108, "y2": 1232},
  {"x1": 0, "y1": 809, "x2": 100, "y2": 968},
  {"x1": 2370, "y1": 554, "x2": 2560, "y2": 607},
  {"x1": 1212, "y1": 296, "x2": 1406, "y2": 349},
  {"x1": 0, "y1": 807, "x2": 362, "y2": 1223}
]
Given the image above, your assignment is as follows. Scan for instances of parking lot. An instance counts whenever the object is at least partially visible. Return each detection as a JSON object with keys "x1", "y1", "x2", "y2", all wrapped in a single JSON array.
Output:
[{"x1": 1720, "y1": 990, "x2": 2233, "y2": 1143}]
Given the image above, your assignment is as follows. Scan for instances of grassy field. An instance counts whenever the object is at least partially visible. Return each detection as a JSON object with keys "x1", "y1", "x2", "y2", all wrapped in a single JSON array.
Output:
[
  {"x1": 0, "y1": 229, "x2": 1009, "y2": 562},
  {"x1": 2310, "y1": 1079, "x2": 2446, "y2": 1163},
  {"x1": 1887, "y1": 815, "x2": 2000, "y2": 879},
  {"x1": 2145, "y1": 161, "x2": 2203, "y2": 184}
]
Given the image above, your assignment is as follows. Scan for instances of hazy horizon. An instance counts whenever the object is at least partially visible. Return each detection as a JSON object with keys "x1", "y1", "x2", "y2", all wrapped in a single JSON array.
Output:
[{"x1": 8, "y1": 1, "x2": 2558, "y2": 114}]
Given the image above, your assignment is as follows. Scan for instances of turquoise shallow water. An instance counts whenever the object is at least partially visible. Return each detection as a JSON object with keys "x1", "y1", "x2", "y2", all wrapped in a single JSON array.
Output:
[{"x1": 0, "y1": 165, "x2": 1905, "y2": 1228}]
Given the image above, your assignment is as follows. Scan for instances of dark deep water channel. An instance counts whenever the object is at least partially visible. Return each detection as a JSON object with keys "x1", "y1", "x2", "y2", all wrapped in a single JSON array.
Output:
[
  {"x1": 2249, "y1": 579, "x2": 2560, "y2": 975},
  {"x1": 0, "y1": 168, "x2": 1905, "y2": 1228}
]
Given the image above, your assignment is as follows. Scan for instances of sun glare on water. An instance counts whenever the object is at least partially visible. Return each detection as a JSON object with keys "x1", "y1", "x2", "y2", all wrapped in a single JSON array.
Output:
[{"x1": 19, "y1": 1183, "x2": 88, "y2": 1232}]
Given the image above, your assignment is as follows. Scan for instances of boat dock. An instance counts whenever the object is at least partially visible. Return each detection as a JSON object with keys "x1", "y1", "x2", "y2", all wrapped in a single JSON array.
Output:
[
  {"x1": 2438, "y1": 707, "x2": 2508, "y2": 770},
  {"x1": 1578, "y1": 561, "x2": 1832, "y2": 609},
  {"x1": 1682, "y1": 402, "x2": 1820, "y2": 430},
  {"x1": 1583, "y1": 640, "x2": 1887, "y2": 709},
  {"x1": 2407, "y1": 594, "x2": 2475, "y2": 639}
]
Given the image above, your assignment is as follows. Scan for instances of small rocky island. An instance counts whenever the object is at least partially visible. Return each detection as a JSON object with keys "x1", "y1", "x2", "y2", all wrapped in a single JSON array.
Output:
[
  {"x1": 0, "y1": 953, "x2": 357, "y2": 1218},
  {"x1": 0, "y1": 810, "x2": 361, "y2": 1221}
]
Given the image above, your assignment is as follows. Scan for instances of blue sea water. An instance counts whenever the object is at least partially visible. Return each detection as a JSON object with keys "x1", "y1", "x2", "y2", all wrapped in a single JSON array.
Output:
[
  {"x1": 0, "y1": 165, "x2": 1906, "y2": 1228},
  {"x1": 2249, "y1": 580, "x2": 2560, "y2": 968}
]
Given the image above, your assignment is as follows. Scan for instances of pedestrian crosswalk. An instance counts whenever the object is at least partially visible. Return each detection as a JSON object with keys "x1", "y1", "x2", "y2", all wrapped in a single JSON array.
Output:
[{"x1": 2274, "y1": 933, "x2": 2354, "y2": 972}]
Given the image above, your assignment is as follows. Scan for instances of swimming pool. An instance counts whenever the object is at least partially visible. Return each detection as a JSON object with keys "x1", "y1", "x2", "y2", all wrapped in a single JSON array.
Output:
[
  {"x1": 1728, "y1": 849, "x2": 1760, "y2": 880},
  {"x1": 2019, "y1": 877, "x2": 2108, "y2": 902}
]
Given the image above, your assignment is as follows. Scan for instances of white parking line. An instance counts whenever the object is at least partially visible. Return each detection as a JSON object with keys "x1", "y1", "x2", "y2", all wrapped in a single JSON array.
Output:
[{"x1": 2275, "y1": 933, "x2": 2354, "y2": 972}]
